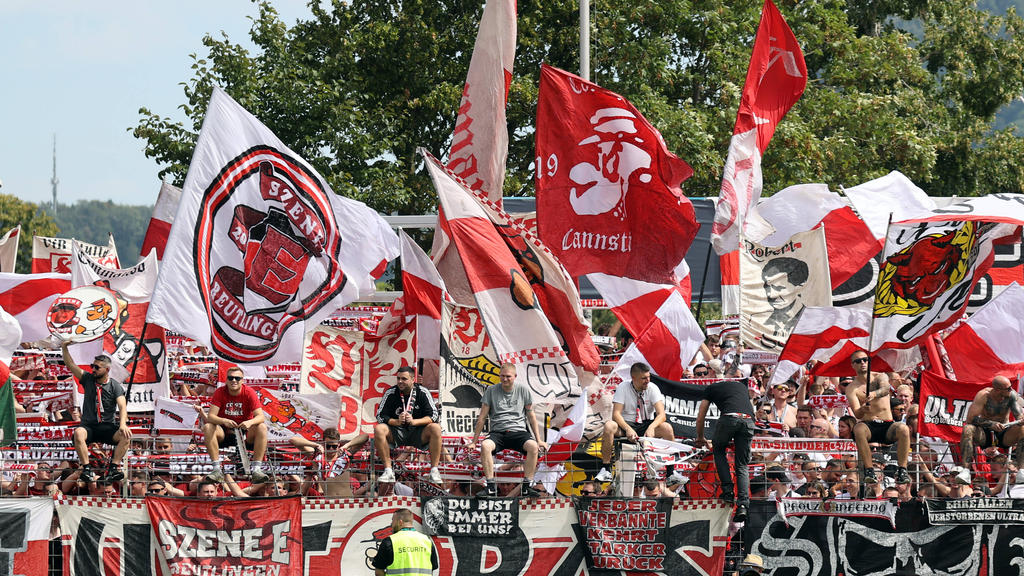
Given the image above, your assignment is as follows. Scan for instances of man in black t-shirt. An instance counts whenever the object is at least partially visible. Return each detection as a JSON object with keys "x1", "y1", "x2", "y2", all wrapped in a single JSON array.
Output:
[
  {"x1": 696, "y1": 379, "x2": 755, "y2": 522},
  {"x1": 61, "y1": 342, "x2": 131, "y2": 484},
  {"x1": 374, "y1": 366, "x2": 443, "y2": 484}
]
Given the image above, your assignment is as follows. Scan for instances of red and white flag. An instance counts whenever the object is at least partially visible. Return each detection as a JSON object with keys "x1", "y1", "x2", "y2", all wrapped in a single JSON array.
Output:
[
  {"x1": 589, "y1": 259, "x2": 690, "y2": 340},
  {"x1": 545, "y1": 391, "x2": 586, "y2": 462},
  {"x1": 843, "y1": 171, "x2": 936, "y2": 242},
  {"x1": 942, "y1": 282, "x2": 1024, "y2": 382},
  {"x1": 452, "y1": 167, "x2": 600, "y2": 374},
  {"x1": 32, "y1": 234, "x2": 118, "y2": 274},
  {"x1": 770, "y1": 306, "x2": 871, "y2": 386},
  {"x1": 748, "y1": 183, "x2": 880, "y2": 289},
  {"x1": 0, "y1": 225, "x2": 19, "y2": 273},
  {"x1": 70, "y1": 243, "x2": 169, "y2": 411},
  {"x1": 536, "y1": 64, "x2": 698, "y2": 283},
  {"x1": 720, "y1": 251, "x2": 741, "y2": 315},
  {"x1": 299, "y1": 324, "x2": 364, "y2": 436},
  {"x1": 872, "y1": 215, "x2": 1014, "y2": 351},
  {"x1": 0, "y1": 272, "x2": 71, "y2": 343},
  {"x1": 609, "y1": 290, "x2": 705, "y2": 382},
  {"x1": 147, "y1": 86, "x2": 399, "y2": 364},
  {"x1": 140, "y1": 181, "x2": 183, "y2": 260},
  {"x1": 424, "y1": 149, "x2": 579, "y2": 402},
  {"x1": 399, "y1": 230, "x2": 446, "y2": 360},
  {"x1": 446, "y1": 0, "x2": 516, "y2": 205},
  {"x1": 711, "y1": 0, "x2": 806, "y2": 255}
]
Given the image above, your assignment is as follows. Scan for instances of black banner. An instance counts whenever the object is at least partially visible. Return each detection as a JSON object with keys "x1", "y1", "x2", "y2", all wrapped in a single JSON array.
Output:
[
  {"x1": 576, "y1": 497, "x2": 672, "y2": 571},
  {"x1": 926, "y1": 498, "x2": 1024, "y2": 524},
  {"x1": 653, "y1": 376, "x2": 728, "y2": 438},
  {"x1": 420, "y1": 497, "x2": 518, "y2": 537}
]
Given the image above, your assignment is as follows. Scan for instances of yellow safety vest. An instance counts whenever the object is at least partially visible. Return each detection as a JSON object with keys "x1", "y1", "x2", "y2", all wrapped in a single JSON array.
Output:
[{"x1": 386, "y1": 529, "x2": 434, "y2": 576}]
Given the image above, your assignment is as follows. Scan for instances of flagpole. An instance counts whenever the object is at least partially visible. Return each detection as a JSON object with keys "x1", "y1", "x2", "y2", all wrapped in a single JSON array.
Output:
[
  {"x1": 580, "y1": 0, "x2": 590, "y2": 81},
  {"x1": 694, "y1": 240, "x2": 713, "y2": 323},
  {"x1": 864, "y1": 213, "x2": 894, "y2": 381},
  {"x1": 123, "y1": 321, "x2": 150, "y2": 401}
]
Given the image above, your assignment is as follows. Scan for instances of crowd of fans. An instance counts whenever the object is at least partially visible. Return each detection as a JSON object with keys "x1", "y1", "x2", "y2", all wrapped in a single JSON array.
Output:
[{"x1": 2, "y1": 329, "x2": 1018, "y2": 506}]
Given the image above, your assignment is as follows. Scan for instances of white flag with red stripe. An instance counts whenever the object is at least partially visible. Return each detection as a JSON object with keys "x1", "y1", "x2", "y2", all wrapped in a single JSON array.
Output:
[
  {"x1": 424, "y1": 149, "x2": 579, "y2": 402},
  {"x1": 147, "y1": 86, "x2": 399, "y2": 364},
  {"x1": 545, "y1": 390, "x2": 586, "y2": 462},
  {"x1": 609, "y1": 290, "x2": 705, "y2": 382},
  {"x1": 589, "y1": 259, "x2": 690, "y2": 340},
  {"x1": 0, "y1": 225, "x2": 19, "y2": 273},
  {"x1": 943, "y1": 282, "x2": 1024, "y2": 382},
  {"x1": 32, "y1": 235, "x2": 119, "y2": 274},
  {"x1": 748, "y1": 184, "x2": 881, "y2": 289},
  {"x1": 140, "y1": 181, "x2": 183, "y2": 260},
  {"x1": 0, "y1": 272, "x2": 71, "y2": 343},
  {"x1": 398, "y1": 230, "x2": 446, "y2": 360},
  {"x1": 711, "y1": 0, "x2": 806, "y2": 254},
  {"x1": 770, "y1": 306, "x2": 871, "y2": 386},
  {"x1": 843, "y1": 171, "x2": 936, "y2": 243},
  {"x1": 446, "y1": 0, "x2": 516, "y2": 205}
]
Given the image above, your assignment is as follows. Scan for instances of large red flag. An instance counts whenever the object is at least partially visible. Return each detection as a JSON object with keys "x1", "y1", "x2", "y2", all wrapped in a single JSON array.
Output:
[
  {"x1": 535, "y1": 64, "x2": 697, "y2": 283},
  {"x1": 943, "y1": 282, "x2": 1024, "y2": 381},
  {"x1": 140, "y1": 181, "x2": 183, "y2": 260},
  {"x1": 711, "y1": 0, "x2": 806, "y2": 254},
  {"x1": 917, "y1": 371, "x2": 989, "y2": 443}
]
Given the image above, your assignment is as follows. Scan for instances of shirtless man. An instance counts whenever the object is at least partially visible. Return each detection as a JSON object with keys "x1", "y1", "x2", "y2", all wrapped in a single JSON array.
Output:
[
  {"x1": 960, "y1": 376, "x2": 1024, "y2": 469},
  {"x1": 846, "y1": 359, "x2": 911, "y2": 485}
]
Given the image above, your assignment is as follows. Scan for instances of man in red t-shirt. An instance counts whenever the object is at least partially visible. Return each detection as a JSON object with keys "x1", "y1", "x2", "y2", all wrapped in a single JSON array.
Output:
[{"x1": 203, "y1": 367, "x2": 269, "y2": 483}]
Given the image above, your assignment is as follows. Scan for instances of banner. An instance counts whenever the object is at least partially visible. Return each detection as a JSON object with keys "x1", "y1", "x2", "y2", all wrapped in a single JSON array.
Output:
[
  {"x1": 32, "y1": 235, "x2": 118, "y2": 274},
  {"x1": 0, "y1": 497, "x2": 53, "y2": 576},
  {"x1": 299, "y1": 325, "x2": 363, "y2": 436},
  {"x1": 421, "y1": 496, "x2": 519, "y2": 537},
  {"x1": 750, "y1": 437, "x2": 857, "y2": 454},
  {"x1": 57, "y1": 497, "x2": 161, "y2": 576},
  {"x1": 255, "y1": 388, "x2": 341, "y2": 442},
  {"x1": 740, "y1": 227, "x2": 831, "y2": 353},
  {"x1": 140, "y1": 181, "x2": 183, "y2": 260},
  {"x1": 749, "y1": 499, "x2": 1024, "y2": 575},
  {"x1": 778, "y1": 497, "x2": 896, "y2": 528},
  {"x1": 652, "y1": 376, "x2": 724, "y2": 438},
  {"x1": 148, "y1": 495, "x2": 303, "y2": 576},
  {"x1": 925, "y1": 497, "x2": 1024, "y2": 524},
  {"x1": 0, "y1": 272, "x2": 72, "y2": 343},
  {"x1": 535, "y1": 64, "x2": 697, "y2": 283},
  {"x1": 439, "y1": 301, "x2": 500, "y2": 436},
  {"x1": 576, "y1": 498, "x2": 673, "y2": 572},
  {"x1": 362, "y1": 315, "x2": 417, "y2": 433},
  {"x1": 917, "y1": 370, "x2": 989, "y2": 442},
  {"x1": 71, "y1": 242, "x2": 169, "y2": 411},
  {"x1": 147, "y1": 86, "x2": 399, "y2": 364}
]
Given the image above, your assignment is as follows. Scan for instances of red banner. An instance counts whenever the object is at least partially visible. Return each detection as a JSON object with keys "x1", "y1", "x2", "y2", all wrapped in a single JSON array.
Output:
[
  {"x1": 147, "y1": 495, "x2": 303, "y2": 576},
  {"x1": 918, "y1": 370, "x2": 989, "y2": 442}
]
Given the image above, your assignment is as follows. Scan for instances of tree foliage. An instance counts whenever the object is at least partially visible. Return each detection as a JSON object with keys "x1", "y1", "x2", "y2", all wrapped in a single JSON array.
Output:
[
  {"x1": 0, "y1": 194, "x2": 59, "y2": 273},
  {"x1": 133, "y1": 0, "x2": 1024, "y2": 218},
  {"x1": 40, "y1": 201, "x2": 152, "y2": 267}
]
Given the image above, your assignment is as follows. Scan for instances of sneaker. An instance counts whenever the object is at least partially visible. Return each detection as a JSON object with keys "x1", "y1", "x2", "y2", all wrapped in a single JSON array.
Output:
[
  {"x1": 895, "y1": 466, "x2": 911, "y2": 484},
  {"x1": 378, "y1": 468, "x2": 396, "y2": 483},
  {"x1": 595, "y1": 467, "x2": 613, "y2": 482},
  {"x1": 733, "y1": 504, "x2": 748, "y2": 523},
  {"x1": 80, "y1": 467, "x2": 97, "y2": 483},
  {"x1": 483, "y1": 482, "x2": 497, "y2": 497},
  {"x1": 428, "y1": 468, "x2": 443, "y2": 484},
  {"x1": 103, "y1": 469, "x2": 125, "y2": 484},
  {"x1": 250, "y1": 469, "x2": 270, "y2": 484},
  {"x1": 522, "y1": 482, "x2": 542, "y2": 498},
  {"x1": 205, "y1": 469, "x2": 226, "y2": 483},
  {"x1": 863, "y1": 466, "x2": 878, "y2": 484}
]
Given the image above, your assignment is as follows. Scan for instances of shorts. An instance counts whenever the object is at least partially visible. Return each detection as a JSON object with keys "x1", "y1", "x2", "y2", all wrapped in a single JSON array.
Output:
[
  {"x1": 218, "y1": 428, "x2": 255, "y2": 450},
  {"x1": 488, "y1": 430, "x2": 533, "y2": 454},
  {"x1": 390, "y1": 425, "x2": 428, "y2": 449},
  {"x1": 77, "y1": 422, "x2": 119, "y2": 445},
  {"x1": 618, "y1": 419, "x2": 658, "y2": 437},
  {"x1": 981, "y1": 427, "x2": 1010, "y2": 449},
  {"x1": 865, "y1": 420, "x2": 896, "y2": 444}
]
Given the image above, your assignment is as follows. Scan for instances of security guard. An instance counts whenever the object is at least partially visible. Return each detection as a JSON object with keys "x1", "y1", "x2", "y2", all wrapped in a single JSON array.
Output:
[{"x1": 372, "y1": 508, "x2": 439, "y2": 576}]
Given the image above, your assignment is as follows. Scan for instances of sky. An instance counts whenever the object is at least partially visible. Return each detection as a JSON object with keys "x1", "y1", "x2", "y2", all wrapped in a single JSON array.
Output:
[{"x1": 0, "y1": 0, "x2": 314, "y2": 208}]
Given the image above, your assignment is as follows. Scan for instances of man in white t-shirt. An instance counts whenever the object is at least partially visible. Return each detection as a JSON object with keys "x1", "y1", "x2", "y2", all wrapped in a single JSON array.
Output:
[{"x1": 596, "y1": 362, "x2": 675, "y2": 482}]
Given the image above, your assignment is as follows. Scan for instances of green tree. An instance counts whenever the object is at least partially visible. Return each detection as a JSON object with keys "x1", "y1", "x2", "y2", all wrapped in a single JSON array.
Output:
[
  {"x1": 40, "y1": 201, "x2": 153, "y2": 267},
  {"x1": 134, "y1": 0, "x2": 1024, "y2": 217},
  {"x1": 0, "y1": 194, "x2": 59, "y2": 273}
]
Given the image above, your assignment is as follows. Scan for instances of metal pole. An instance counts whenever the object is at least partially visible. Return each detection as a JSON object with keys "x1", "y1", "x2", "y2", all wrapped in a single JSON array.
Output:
[{"x1": 580, "y1": 0, "x2": 590, "y2": 81}]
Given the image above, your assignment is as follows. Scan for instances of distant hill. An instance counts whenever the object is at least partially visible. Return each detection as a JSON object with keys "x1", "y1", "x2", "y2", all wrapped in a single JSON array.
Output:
[
  {"x1": 40, "y1": 200, "x2": 152, "y2": 267},
  {"x1": 982, "y1": 0, "x2": 1024, "y2": 134}
]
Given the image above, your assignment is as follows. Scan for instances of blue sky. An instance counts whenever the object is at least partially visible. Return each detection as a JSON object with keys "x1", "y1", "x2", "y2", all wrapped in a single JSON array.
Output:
[{"x1": 0, "y1": 0, "x2": 312, "y2": 208}]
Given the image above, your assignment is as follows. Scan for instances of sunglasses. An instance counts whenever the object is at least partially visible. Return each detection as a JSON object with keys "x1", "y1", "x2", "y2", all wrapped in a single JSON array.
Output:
[
  {"x1": 226, "y1": 376, "x2": 243, "y2": 382},
  {"x1": 694, "y1": 371, "x2": 709, "y2": 377},
  {"x1": 325, "y1": 443, "x2": 340, "y2": 449},
  {"x1": 580, "y1": 490, "x2": 595, "y2": 496},
  {"x1": 851, "y1": 358, "x2": 870, "y2": 365},
  {"x1": 89, "y1": 364, "x2": 100, "y2": 371},
  {"x1": 148, "y1": 489, "x2": 165, "y2": 494}
]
